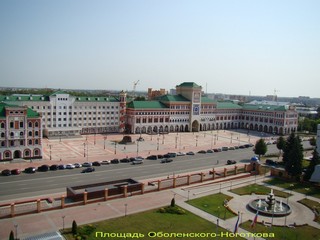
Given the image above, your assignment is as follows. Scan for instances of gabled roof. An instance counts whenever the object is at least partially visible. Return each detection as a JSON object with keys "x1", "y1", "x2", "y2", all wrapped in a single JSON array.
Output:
[
  {"x1": 50, "y1": 90, "x2": 68, "y2": 96},
  {"x1": 0, "y1": 102, "x2": 40, "y2": 118},
  {"x1": 0, "y1": 95, "x2": 49, "y2": 102},
  {"x1": 156, "y1": 94, "x2": 190, "y2": 102},
  {"x1": 127, "y1": 101, "x2": 169, "y2": 109},
  {"x1": 242, "y1": 104, "x2": 287, "y2": 111},
  {"x1": 176, "y1": 82, "x2": 201, "y2": 88}
]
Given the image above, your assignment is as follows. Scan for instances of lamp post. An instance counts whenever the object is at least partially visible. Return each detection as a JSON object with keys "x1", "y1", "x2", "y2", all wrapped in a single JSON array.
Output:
[
  {"x1": 230, "y1": 133, "x2": 233, "y2": 143},
  {"x1": 62, "y1": 215, "x2": 65, "y2": 230},
  {"x1": 214, "y1": 134, "x2": 217, "y2": 145},
  {"x1": 49, "y1": 144, "x2": 52, "y2": 160},
  {"x1": 211, "y1": 131, "x2": 213, "y2": 149},
  {"x1": 114, "y1": 142, "x2": 117, "y2": 154},
  {"x1": 196, "y1": 135, "x2": 198, "y2": 147},
  {"x1": 216, "y1": 219, "x2": 219, "y2": 234},
  {"x1": 104, "y1": 136, "x2": 107, "y2": 149},
  {"x1": 188, "y1": 190, "x2": 190, "y2": 201},
  {"x1": 14, "y1": 224, "x2": 18, "y2": 240},
  {"x1": 157, "y1": 137, "x2": 159, "y2": 150},
  {"x1": 175, "y1": 136, "x2": 178, "y2": 149},
  {"x1": 136, "y1": 140, "x2": 139, "y2": 157},
  {"x1": 162, "y1": 133, "x2": 164, "y2": 144},
  {"x1": 124, "y1": 204, "x2": 128, "y2": 217},
  {"x1": 83, "y1": 142, "x2": 86, "y2": 157}
]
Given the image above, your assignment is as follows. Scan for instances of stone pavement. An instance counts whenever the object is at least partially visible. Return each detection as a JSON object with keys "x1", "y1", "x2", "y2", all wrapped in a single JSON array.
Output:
[{"x1": 1, "y1": 174, "x2": 319, "y2": 240}]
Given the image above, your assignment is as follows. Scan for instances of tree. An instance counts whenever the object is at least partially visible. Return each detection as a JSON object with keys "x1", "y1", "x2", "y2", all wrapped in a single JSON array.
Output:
[
  {"x1": 72, "y1": 220, "x2": 78, "y2": 235},
  {"x1": 282, "y1": 133, "x2": 296, "y2": 165},
  {"x1": 285, "y1": 136, "x2": 304, "y2": 178},
  {"x1": 254, "y1": 139, "x2": 267, "y2": 159},
  {"x1": 9, "y1": 230, "x2": 14, "y2": 240},
  {"x1": 304, "y1": 149, "x2": 320, "y2": 181},
  {"x1": 170, "y1": 197, "x2": 175, "y2": 207},
  {"x1": 276, "y1": 136, "x2": 286, "y2": 159}
]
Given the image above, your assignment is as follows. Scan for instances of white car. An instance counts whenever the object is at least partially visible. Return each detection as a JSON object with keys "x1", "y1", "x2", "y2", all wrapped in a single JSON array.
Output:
[
  {"x1": 82, "y1": 162, "x2": 92, "y2": 167},
  {"x1": 176, "y1": 152, "x2": 186, "y2": 156},
  {"x1": 66, "y1": 164, "x2": 75, "y2": 169},
  {"x1": 74, "y1": 163, "x2": 82, "y2": 168}
]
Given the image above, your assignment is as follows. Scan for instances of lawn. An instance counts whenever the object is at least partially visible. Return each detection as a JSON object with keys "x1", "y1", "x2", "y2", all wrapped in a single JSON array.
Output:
[
  {"x1": 241, "y1": 221, "x2": 320, "y2": 240},
  {"x1": 187, "y1": 193, "x2": 237, "y2": 220},
  {"x1": 63, "y1": 206, "x2": 244, "y2": 240},
  {"x1": 230, "y1": 184, "x2": 290, "y2": 198},
  {"x1": 265, "y1": 178, "x2": 320, "y2": 199}
]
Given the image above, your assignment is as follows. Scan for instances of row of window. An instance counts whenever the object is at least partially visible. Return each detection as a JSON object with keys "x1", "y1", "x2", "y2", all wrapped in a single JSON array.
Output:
[
  {"x1": 0, "y1": 121, "x2": 40, "y2": 129},
  {"x1": 1, "y1": 139, "x2": 41, "y2": 147},
  {"x1": 49, "y1": 122, "x2": 117, "y2": 128},
  {"x1": 31, "y1": 105, "x2": 118, "y2": 110}
]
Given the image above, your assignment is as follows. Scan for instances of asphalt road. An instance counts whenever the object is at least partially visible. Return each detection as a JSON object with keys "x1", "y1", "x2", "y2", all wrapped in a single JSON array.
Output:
[{"x1": 0, "y1": 143, "x2": 310, "y2": 201}]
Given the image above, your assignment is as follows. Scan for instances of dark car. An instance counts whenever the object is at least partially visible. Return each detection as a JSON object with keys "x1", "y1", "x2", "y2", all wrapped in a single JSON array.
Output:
[
  {"x1": 120, "y1": 158, "x2": 130, "y2": 163},
  {"x1": 24, "y1": 167, "x2": 36, "y2": 174},
  {"x1": 206, "y1": 149, "x2": 214, "y2": 153},
  {"x1": 266, "y1": 159, "x2": 277, "y2": 166},
  {"x1": 147, "y1": 155, "x2": 158, "y2": 160},
  {"x1": 58, "y1": 164, "x2": 66, "y2": 170},
  {"x1": 198, "y1": 150, "x2": 206, "y2": 154},
  {"x1": 111, "y1": 159, "x2": 120, "y2": 164},
  {"x1": 50, "y1": 164, "x2": 59, "y2": 171},
  {"x1": 160, "y1": 158, "x2": 173, "y2": 163},
  {"x1": 137, "y1": 137, "x2": 144, "y2": 141},
  {"x1": 238, "y1": 145, "x2": 245, "y2": 149},
  {"x1": 81, "y1": 167, "x2": 95, "y2": 173},
  {"x1": 92, "y1": 161, "x2": 101, "y2": 166},
  {"x1": 1, "y1": 169, "x2": 11, "y2": 176},
  {"x1": 157, "y1": 155, "x2": 164, "y2": 159},
  {"x1": 38, "y1": 164, "x2": 50, "y2": 172},
  {"x1": 227, "y1": 160, "x2": 237, "y2": 165},
  {"x1": 213, "y1": 148, "x2": 219, "y2": 152},
  {"x1": 11, "y1": 169, "x2": 21, "y2": 175}
]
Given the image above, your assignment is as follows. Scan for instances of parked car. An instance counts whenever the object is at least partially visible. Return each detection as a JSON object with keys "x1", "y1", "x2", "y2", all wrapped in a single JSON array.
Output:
[
  {"x1": 58, "y1": 164, "x2": 66, "y2": 170},
  {"x1": 135, "y1": 156, "x2": 144, "y2": 161},
  {"x1": 137, "y1": 137, "x2": 144, "y2": 141},
  {"x1": 176, "y1": 152, "x2": 186, "y2": 156},
  {"x1": 160, "y1": 158, "x2": 173, "y2": 163},
  {"x1": 1, "y1": 169, "x2": 11, "y2": 176},
  {"x1": 82, "y1": 162, "x2": 92, "y2": 167},
  {"x1": 81, "y1": 167, "x2": 95, "y2": 173},
  {"x1": 11, "y1": 169, "x2": 21, "y2": 175},
  {"x1": 228, "y1": 147, "x2": 235, "y2": 150},
  {"x1": 222, "y1": 147, "x2": 229, "y2": 151},
  {"x1": 111, "y1": 159, "x2": 120, "y2": 164},
  {"x1": 132, "y1": 159, "x2": 143, "y2": 165},
  {"x1": 146, "y1": 155, "x2": 158, "y2": 160},
  {"x1": 213, "y1": 148, "x2": 220, "y2": 152},
  {"x1": 120, "y1": 158, "x2": 130, "y2": 163},
  {"x1": 227, "y1": 160, "x2": 237, "y2": 165},
  {"x1": 266, "y1": 159, "x2": 277, "y2": 166},
  {"x1": 206, "y1": 149, "x2": 214, "y2": 153},
  {"x1": 239, "y1": 145, "x2": 245, "y2": 149},
  {"x1": 38, "y1": 164, "x2": 49, "y2": 172},
  {"x1": 49, "y1": 164, "x2": 59, "y2": 171},
  {"x1": 92, "y1": 161, "x2": 101, "y2": 166},
  {"x1": 24, "y1": 167, "x2": 36, "y2": 174},
  {"x1": 167, "y1": 152, "x2": 177, "y2": 158},
  {"x1": 101, "y1": 160, "x2": 110, "y2": 165},
  {"x1": 66, "y1": 164, "x2": 75, "y2": 169},
  {"x1": 74, "y1": 163, "x2": 82, "y2": 168},
  {"x1": 198, "y1": 150, "x2": 206, "y2": 154},
  {"x1": 186, "y1": 151, "x2": 195, "y2": 155},
  {"x1": 157, "y1": 155, "x2": 164, "y2": 159}
]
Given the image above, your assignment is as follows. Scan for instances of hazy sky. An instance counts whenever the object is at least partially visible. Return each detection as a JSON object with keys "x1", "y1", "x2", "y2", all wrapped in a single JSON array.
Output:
[{"x1": 0, "y1": 0, "x2": 319, "y2": 97}]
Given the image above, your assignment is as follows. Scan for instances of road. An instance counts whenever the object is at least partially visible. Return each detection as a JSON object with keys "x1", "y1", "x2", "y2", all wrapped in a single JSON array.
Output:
[{"x1": 0, "y1": 142, "x2": 311, "y2": 201}]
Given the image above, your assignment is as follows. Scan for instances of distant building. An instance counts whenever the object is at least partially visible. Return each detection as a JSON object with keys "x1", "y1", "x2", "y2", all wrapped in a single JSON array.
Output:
[
  {"x1": 0, "y1": 102, "x2": 42, "y2": 161},
  {"x1": 147, "y1": 88, "x2": 167, "y2": 100}
]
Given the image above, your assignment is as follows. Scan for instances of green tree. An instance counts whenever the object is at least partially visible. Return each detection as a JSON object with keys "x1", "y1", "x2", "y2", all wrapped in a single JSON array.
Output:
[
  {"x1": 170, "y1": 197, "x2": 175, "y2": 207},
  {"x1": 282, "y1": 133, "x2": 296, "y2": 165},
  {"x1": 304, "y1": 149, "x2": 320, "y2": 181},
  {"x1": 72, "y1": 220, "x2": 78, "y2": 235},
  {"x1": 9, "y1": 230, "x2": 14, "y2": 240},
  {"x1": 276, "y1": 136, "x2": 286, "y2": 159},
  {"x1": 254, "y1": 139, "x2": 267, "y2": 159},
  {"x1": 285, "y1": 136, "x2": 304, "y2": 178}
]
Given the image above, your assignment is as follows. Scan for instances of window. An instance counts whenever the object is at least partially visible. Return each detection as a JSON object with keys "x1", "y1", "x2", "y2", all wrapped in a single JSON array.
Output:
[
  {"x1": 35, "y1": 122, "x2": 39, "y2": 127},
  {"x1": 10, "y1": 122, "x2": 14, "y2": 128},
  {"x1": 28, "y1": 131, "x2": 32, "y2": 137}
]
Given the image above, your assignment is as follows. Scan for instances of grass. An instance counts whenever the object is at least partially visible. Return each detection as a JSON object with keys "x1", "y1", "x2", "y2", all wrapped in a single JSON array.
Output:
[
  {"x1": 187, "y1": 193, "x2": 237, "y2": 220},
  {"x1": 230, "y1": 184, "x2": 290, "y2": 198},
  {"x1": 241, "y1": 221, "x2": 320, "y2": 240},
  {"x1": 63, "y1": 206, "x2": 244, "y2": 240},
  {"x1": 298, "y1": 198, "x2": 320, "y2": 223},
  {"x1": 265, "y1": 178, "x2": 320, "y2": 199}
]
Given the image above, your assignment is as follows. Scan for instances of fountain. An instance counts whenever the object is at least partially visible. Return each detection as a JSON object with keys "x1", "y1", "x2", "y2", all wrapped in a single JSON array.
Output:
[{"x1": 248, "y1": 189, "x2": 291, "y2": 217}]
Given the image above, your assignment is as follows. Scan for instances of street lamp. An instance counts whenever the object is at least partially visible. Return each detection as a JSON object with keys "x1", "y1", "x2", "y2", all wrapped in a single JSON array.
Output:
[
  {"x1": 157, "y1": 137, "x2": 159, "y2": 150},
  {"x1": 62, "y1": 215, "x2": 65, "y2": 230},
  {"x1": 188, "y1": 190, "x2": 190, "y2": 201},
  {"x1": 49, "y1": 144, "x2": 52, "y2": 160},
  {"x1": 211, "y1": 131, "x2": 213, "y2": 149},
  {"x1": 136, "y1": 140, "x2": 139, "y2": 157},
  {"x1": 195, "y1": 135, "x2": 198, "y2": 147},
  {"x1": 14, "y1": 224, "x2": 18, "y2": 240},
  {"x1": 114, "y1": 142, "x2": 117, "y2": 154},
  {"x1": 104, "y1": 136, "x2": 107, "y2": 149},
  {"x1": 124, "y1": 204, "x2": 128, "y2": 217},
  {"x1": 83, "y1": 142, "x2": 86, "y2": 157},
  {"x1": 94, "y1": 132, "x2": 96, "y2": 145},
  {"x1": 175, "y1": 136, "x2": 178, "y2": 149},
  {"x1": 230, "y1": 133, "x2": 233, "y2": 143}
]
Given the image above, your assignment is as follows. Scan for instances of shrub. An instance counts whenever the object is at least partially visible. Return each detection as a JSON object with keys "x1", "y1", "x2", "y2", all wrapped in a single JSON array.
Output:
[
  {"x1": 171, "y1": 198, "x2": 175, "y2": 207},
  {"x1": 72, "y1": 220, "x2": 78, "y2": 235}
]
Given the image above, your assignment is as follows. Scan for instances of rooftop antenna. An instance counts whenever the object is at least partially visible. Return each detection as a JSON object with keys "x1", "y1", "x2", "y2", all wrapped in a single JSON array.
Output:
[{"x1": 132, "y1": 80, "x2": 140, "y2": 99}]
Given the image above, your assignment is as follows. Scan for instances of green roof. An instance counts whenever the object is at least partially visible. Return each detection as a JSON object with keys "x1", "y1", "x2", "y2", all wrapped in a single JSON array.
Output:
[
  {"x1": 127, "y1": 101, "x2": 169, "y2": 109},
  {"x1": 157, "y1": 94, "x2": 190, "y2": 102},
  {"x1": 201, "y1": 96, "x2": 215, "y2": 103},
  {"x1": 242, "y1": 104, "x2": 287, "y2": 111},
  {"x1": 216, "y1": 101, "x2": 242, "y2": 109},
  {"x1": 0, "y1": 102, "x2": 40, "y2": 118},
  {"x1": 176, "y1": 82, "x2": 201, "y2": 88}
]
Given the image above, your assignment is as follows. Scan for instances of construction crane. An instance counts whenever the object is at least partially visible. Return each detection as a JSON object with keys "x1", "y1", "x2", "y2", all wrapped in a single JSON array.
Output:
[
  {"x1": 273, "y1": 88, "x2": 279, "y2": 102},
  {"x1": 132, "y1": 80, "x2": 140, "y2": 99}
]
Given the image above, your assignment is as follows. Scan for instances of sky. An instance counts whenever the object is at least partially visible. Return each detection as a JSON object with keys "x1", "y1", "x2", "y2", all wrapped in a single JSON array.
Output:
[{"x1": 0, "y1": 0, "x2": 319, "y2": 97}]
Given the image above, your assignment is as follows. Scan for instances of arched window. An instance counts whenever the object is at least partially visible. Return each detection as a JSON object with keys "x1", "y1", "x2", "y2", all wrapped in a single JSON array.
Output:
[
  {"x1": 34, "y1": 149, "x2": 39, "y2": 156},
  {"x1": 25, "y1": 150, "x2": 30, "y2": 156},
  {"x1": 35, "y1": 131, "x2": 39, "y2": 136},
  {"x1": 28, "y1": 122, "x2": 33, "y2": 128},
  {"x1": 28, "y1": 131, "x2": 32, "y2": 137},
  {"x1": 28, "y1": 139, "x2": 32, "y2": 145},
  {"x1": 35, "y1": 139, "x2": 39, "y2": 144},
  {"x1": 0, "y1": 123, "x2": 4, "y2": 128},
  {"x1": 10, "y1": 132, "x2": 14, "y2": 137},
  {"x1": 1, "y1": 132, "x2": 4, "y2": 138},
  {"x1": 35, "y1": 122, "x2": 39, "y2": 128}
]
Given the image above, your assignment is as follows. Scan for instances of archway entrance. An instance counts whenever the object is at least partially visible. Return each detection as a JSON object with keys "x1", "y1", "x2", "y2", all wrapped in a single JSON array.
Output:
[
  {"x1": 14, "y1": 150, "x2": 21, "y2": 159},
  {"x1": 192, "y1": 120, "x2": 199, "y2": 132}
]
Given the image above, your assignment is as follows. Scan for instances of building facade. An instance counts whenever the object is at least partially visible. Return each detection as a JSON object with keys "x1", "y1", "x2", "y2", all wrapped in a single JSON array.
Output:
[
  {"x1": 0, "y1": 103, "x2": 42, "y2": 161},
  {"x1": 126, "y1": 82, "x2": 298, "y2": 135}
]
